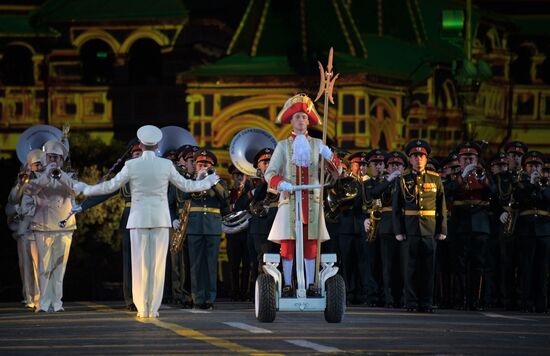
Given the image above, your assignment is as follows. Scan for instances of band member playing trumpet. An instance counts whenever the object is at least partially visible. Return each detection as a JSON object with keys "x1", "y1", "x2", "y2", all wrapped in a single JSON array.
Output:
[
  {"x1": 181, "y1": 149, "x2": 229, "y2": 310},
  {"x1": 74, "y1": 126, "x2": 220, "y2": 318},
  {"x1": 392, "y1": 140, "x2": 447, "y2": 313},
  {"x1": 22, "y1": 140, "x2": 78, "y2": 312},
  {"x1": 372, "y1": 151, "x2": 406, "y2": 307},
  {"x1": 451, "y1": 141, "x2": 492, "y2": 311},
  {"x1": 264, "y1": 93, "x2": 341, "y2": 297},
  {"x1": 509, "y1": 151, "x2": 550, "y2": 312}
]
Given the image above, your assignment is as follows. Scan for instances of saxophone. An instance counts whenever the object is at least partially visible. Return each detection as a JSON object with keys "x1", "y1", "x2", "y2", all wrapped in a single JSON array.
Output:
[{"x1": 367, "y1": 199, "x2": 382, "y2": 242}]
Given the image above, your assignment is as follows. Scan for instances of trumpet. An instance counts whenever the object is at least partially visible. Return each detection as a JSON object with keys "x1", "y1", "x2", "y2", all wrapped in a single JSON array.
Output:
[
  {"x1": 51, "y1": 168, "x2": 62, "y2": 180},
  {"x1": 474, "y1": 165, "x2": 485, "y2": 180}
]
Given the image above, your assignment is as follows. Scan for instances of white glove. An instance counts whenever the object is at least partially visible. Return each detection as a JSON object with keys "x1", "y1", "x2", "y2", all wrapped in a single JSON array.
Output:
[
  {"x1": 387, "y1": 170, "x2": 402, "y2": 182},
  {"x1": 278, "y1": 181, "x2": 294, "y2": 192},
  {"x1": 363, "y1": 218, "x2": 371, "y2": 233},
  {"x1": 395, "y1": 234, "x2": 406, "y2": 241},
  {"x1": 530, "y1": 171, "x2": 540, "y2": 185},
  {"x1": 320, "y1": 144, "x2": 333, "y2": 160},
  {"x1": 197, "y1": 169, "x2": 208, "y2": 180},
  {"x1": 205, "y1": 173, "x2": 220, "y2": 186},
  {"x1": 461, "y1": 163, "x2": 476, "y2": 178},
  {"x1": 172, "y1": 219, "x2": 181, "y2": 230},
  {"x1": 73, "y1": 181, "x2": 89, "y2": 194},
  {"x1": 436, "y1": 234, "x2": 447, "y2": 241},
  {"x1": 499, "y1": 211, "x2": 509, "y2": 224}
]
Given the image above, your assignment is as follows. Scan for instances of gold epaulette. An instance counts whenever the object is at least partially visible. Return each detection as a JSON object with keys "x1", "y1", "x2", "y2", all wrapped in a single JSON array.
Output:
[{"x1": 426, "y1": 170, "x2": 439, "y2": 176}]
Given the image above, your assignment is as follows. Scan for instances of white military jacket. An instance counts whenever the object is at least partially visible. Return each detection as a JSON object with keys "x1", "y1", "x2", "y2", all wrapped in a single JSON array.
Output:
[
  {"x1": 83, "y1": 150, "x2": 212, "y2": 229},
  {"x1": 264, "y1": 134, "x2": 340, "y2": 242}
]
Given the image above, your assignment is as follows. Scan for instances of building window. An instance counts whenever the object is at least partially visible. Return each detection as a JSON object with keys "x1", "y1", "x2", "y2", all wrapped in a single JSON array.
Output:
[
  {"x1": 342, "y1": 94, "x2": 355, "y2": 115},
  {"x1": 80, "y1": 39, "x2": 115, "y2": 85},
  {"x1": 93, "y1": 102, "x2": 105, "y2": 114},
  {"x1": 128, "y1": 38, "x2": 162, "y2": 85},
  {"x1": 0, "y1": 44, "x2": 34, "y2": 86},
  {"x1": 65, "y1": 103, "x2": 77, "y2": 115},
  {"x1": 342, "y1": 121, "x2": 355, "y2": 134}
]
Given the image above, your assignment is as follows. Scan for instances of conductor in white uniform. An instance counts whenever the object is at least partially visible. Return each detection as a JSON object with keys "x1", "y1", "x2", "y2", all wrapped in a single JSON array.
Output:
[{"x1": 75, "y1": 125, "x2": 219, "y2": 318}]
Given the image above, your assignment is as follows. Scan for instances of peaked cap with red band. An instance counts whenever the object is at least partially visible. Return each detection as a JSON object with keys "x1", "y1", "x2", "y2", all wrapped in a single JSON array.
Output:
[
  {"x1": 386, "y1": 151, "x2": 407, "y2": 165},
  {"x1": 405, "y1": 139, "x2": 431, "y2": 156},
  {"x1": 457, "y1": 141, "x2": 481, "y2": 156},
  {"x1": 347, "y1": 151, "x2": 368, "y2": 164},
  {"x1": 522, "y1": 150, "x2": 544, "y2": 166},
  {"x1": 275, "y1": 93, "x2": 321, "y2": 125},
  {"x1": 504, "y1": 141, "x2": 528, "y2": 155},
  {"x1": 194, "y1": 149, "x2": 217, "y2": 166}
]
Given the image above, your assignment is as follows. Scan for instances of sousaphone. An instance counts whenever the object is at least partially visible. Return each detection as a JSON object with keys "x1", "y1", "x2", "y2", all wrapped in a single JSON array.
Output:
[
  {"x1": 16, "y1": 125, "x2": 68, "y2": 164},
  {"x1": 157, "y1": 126, "x2": 197, "y2": 157},
  {"x1": 229, "y1": 128, "x2": 277, "y2": 176}
]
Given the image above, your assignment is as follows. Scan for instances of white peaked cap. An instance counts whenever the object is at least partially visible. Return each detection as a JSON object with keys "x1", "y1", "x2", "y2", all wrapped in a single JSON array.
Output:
[{"x1": 137, "y1": 125, "x2": 163, "y2": 145}]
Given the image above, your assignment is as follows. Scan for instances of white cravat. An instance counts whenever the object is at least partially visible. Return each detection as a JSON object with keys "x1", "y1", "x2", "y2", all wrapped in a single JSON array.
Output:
[{"x1": 292, "y1": 134, "x2": 310, "y2": 167}]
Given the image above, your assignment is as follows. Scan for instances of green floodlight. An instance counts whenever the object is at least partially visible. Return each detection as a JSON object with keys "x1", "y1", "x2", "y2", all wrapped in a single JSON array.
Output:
[
  {"x1": 442, "y1": 10, "x2": 464, "y2": 34},
  {"x1": 96, "y1": 51, "x2": 108, "y2": 58}
]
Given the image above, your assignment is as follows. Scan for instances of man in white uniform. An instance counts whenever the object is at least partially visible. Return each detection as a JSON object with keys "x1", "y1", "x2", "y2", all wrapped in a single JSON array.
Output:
[{"x1": 75, "y1": 125, "x2": 219, "y2": 318}]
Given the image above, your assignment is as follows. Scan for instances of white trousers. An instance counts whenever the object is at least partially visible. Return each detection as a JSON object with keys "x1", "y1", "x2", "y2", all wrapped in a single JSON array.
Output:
[
  {"x1": 21, "y1": 235, "x2": 40, "y2": 307},
  {"x1": 130, "y1": 228, "x2": 169, "y2": 318},
  {"x1": 35, "y1": 231, "x2": 73, "y2": 312}
]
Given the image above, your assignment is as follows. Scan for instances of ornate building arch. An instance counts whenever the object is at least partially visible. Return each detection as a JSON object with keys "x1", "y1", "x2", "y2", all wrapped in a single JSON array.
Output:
[
  {"x1": 120, "y1": 29, "x2": 170, "y2": 54},
  {"x1": 73, "y1": 30, "x2": 121, "y2": 53},
  {"x1": 369, "y1": 97, "x2": 398, "y2": 150}
]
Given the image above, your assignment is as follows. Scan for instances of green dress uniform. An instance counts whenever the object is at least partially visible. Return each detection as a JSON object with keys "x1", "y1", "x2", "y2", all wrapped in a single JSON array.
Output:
[
  {"x1": 514, "y1": 152, "x2": 550, "y2": 313},
  {"x1": 392, "y1": 140, "x2": 447, "y2": 312}
]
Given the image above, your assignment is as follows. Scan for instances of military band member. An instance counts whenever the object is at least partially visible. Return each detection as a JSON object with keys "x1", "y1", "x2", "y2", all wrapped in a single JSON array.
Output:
[
  {"x1": 23, "y1": 140, "x2": 78, "y2": 312},
  {"x1": 75, "y1": 125, "x2": 219, "y2": 318},
  {"x1": 372, "y1": 151, "x2": 406, "y2": 307},
  {"x1": 506, "y1": 151, "x2": 550, "y2": 312},
  {"x1": 504, "y1": 141, "x2": 528, "y2": 176},
  {"x1": 181, "y1": 149, "x2": 229, "y2": 309},
  {"x1": 393, "y1": 140, "x2": 447, "y2": 312},
  {"x1": 169, "y1": 144, "x2": 199, "y2": 308},
  {"x1": 362, "y1": 149, "x2": 388, "y2": 306},
  {"x1": 451, "y1": 141, "x2": 492, "y2": 310},
  {"x1": 225, "y1": 164, "x2": 253, "y2": 301},
  {"x1": 8, "y1": 149, "x2": 44, "y2": 309},
  {"x1": 333, "y1": 151, "x2": 369, "y2": 304},
  {"x1": 247, "y1": 148, "x2": 278, "y2": 288},
  {"x1": 264, "y1": 93, "x2": 341, "y2": 297}
]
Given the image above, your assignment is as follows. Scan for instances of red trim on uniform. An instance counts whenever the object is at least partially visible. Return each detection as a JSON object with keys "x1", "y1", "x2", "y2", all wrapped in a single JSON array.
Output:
[
  {"x1": 256, "y1": 154, "x2": 272, "y2": 163},
  {"x1": 195, "y1": 155, "x2": 214, "y2": 164},
  {"x1": 490, "y1": 158, "x2": 508, "y2": 166},
  {"x1": 368, "y1": 155, "x2": 385, "y2": 162},
  {"x1": 408, "y1": 147, "x2": 427, "y2": 156},
  {"x1": 458, "y1": 147, "x2": 478, "y2": 155},
  {"x1": 525, "y1": 156, "x2": 543, "y2": 164},
  {"x1": 506, "y1": 146, "x2": 526, "y2": 154},
  {"x1": 269, "y1": 175, "x2": 285, "y2": 190},
  {"x1": 387, "y1": 157, "x2": 405, "y2": 165},
  {"x1": 350, "y1": 157, "x2": 366, "y2": 163},
  {"x1": 280, "y1": 226, "x2": 318, "y2": 260},
  {"x1": 130, "y1": 144, "x2": 142, "y2": 153}
]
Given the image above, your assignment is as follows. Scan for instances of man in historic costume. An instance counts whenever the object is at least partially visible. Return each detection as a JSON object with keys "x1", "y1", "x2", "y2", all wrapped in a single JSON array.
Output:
[
  {"x1": 264, "y1": 93, "x2": 341, "y2": 297},
  {"x1": 503, "y1": 151, "x2": 550, "y2": 312},
  {"x1": 247, "y1": 147, "x2": 278, "y2": 288},
  {"x1": 7, "y1": 149, "x2": 44, "y2": 309},
  {"x1": 22, "y1": 140, "x2": 78, "y2": 312},
  {"x1": 392, "y1": 140, "x2": 447, "y2": 313},
  {"x1": 75, "y1": 125, "x2": 219, "y2": 318},
  {"x1": 169, "y1": 144, "x2": 198, "y2": 308},
  {"x1": 450, "y1": 141, "x2": 492, "y2": 311},
  {"x1": 76, "y1": 139, "x2": 142, "y2": 311},
  {"x1": 179, "y1": 149, "x2": 229, "y2": 310},
  {"x1": 225, "y1": 164, "x2": 253, "y2": 301},
  {"x1": 371, "y1": 150, "x2": 406, "y2": 308}
]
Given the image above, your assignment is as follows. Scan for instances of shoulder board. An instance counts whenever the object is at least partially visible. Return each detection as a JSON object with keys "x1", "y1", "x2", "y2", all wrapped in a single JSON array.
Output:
[{"x1": 426, "y1": 170, "x2": 439, "y2": 176}]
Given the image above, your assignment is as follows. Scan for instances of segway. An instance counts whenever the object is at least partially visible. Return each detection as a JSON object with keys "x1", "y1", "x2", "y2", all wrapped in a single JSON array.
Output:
[{"x1": 254, "y1": 183, "x2": 346, "y2": 323}]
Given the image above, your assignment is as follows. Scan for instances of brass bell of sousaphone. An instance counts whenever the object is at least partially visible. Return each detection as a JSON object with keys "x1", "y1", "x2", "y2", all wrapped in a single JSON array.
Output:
[
  {"x1": 229, "y1": 128, "x2": 277, "y2": 176},
  {"x1": 16, "y1": 125, "x2": 68, "y2": 164},
  {"x1": 157, "y1": 126, "x2": 197, "y2": 157}
]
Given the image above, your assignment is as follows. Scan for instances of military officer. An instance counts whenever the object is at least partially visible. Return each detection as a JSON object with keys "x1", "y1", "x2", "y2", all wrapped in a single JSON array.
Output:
[
  {"x1": 392, "y1": 140, "x2": 447, "y2": 312},
  {"x1": 75, "y1": 125, "x2": 219, "y2": 318},
  {"x1": 23, "y1": 140, "x2": 78, "y2": 312},
  {"x1": 504, "y1": 141, "x2": 528, "y2": 176},
  {"x1": 180, "y1": 149, "x2": 229, "y2": 310},
  {"x1": 372, "y1": 151, "x2": 406, "y2": 307},
  {"x1": 504, "y1": 151, "x2": 550, "y2": 312},
  {"x1": 247, "y1": 148, "x2": 278, "y2": 290},
  {"x1": 450, "y1": 141, "x2": 492, "y2": 311},
  {"x1": 169, "y1": 144, "x2": 199, "y2": 308}
]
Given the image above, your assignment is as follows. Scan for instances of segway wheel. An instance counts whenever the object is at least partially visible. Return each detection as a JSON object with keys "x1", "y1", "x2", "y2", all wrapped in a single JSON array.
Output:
[
  {"x1": 255, "y1": 274, "x2": 276, "y2": 322},
  {"x1": 324, "y1": 274, "x2": 345, "y2": 323}
]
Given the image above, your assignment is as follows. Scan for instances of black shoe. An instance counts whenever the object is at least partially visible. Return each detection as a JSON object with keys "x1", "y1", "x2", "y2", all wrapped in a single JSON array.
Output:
[
  {"x1": 205, "y1": 302, "x2": 214, "y2": 310},
  {"x1": 127, "y1": 304, "x2": 137, "y2": 311},
  {"x1": 306, "y1": 284, "x2": 321, "y2": 297},
  {"x1": 181, "y1": 301, "x2": 194, "y2": 309},
  {"x1": 282, "y1": 285, "x2": 294, "y2": 298},
  {"x1": 406, "y1": 305, "x2": 417, "y2": 312},
  {"x1": 418, "y1": 305, "x2": 435, "y2": 313},
  {"x1": 197, "y1": 303, "x2": 208, "y2": 310}
]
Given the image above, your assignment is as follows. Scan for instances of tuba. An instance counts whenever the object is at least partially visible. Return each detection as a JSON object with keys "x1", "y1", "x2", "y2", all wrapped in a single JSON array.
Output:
[
  {"x1": 159, "y1": 126, "x2": 198, "y2": 253},
  {"x1": 16, "y1": 125, "x2": 68, "y2": 164},
  {"x1": 229, "y1": 128, "x2": 277, "y2": 176}
]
